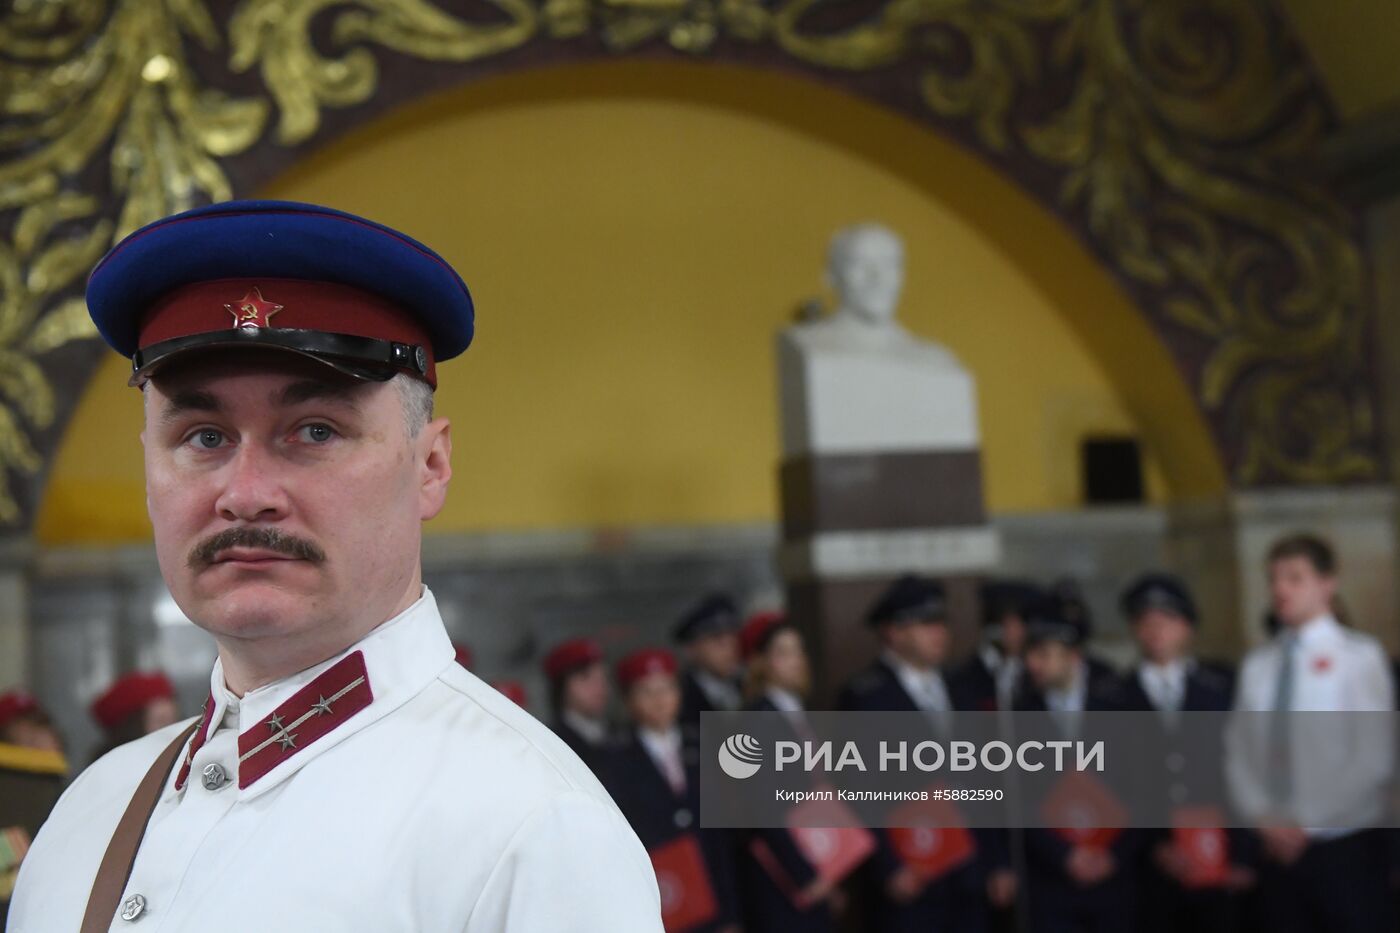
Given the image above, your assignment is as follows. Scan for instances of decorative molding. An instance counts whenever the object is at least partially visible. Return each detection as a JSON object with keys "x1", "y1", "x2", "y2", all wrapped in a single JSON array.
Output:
[{"x1": 0, "y1": 0, "x2": 1376, "y2": 526}]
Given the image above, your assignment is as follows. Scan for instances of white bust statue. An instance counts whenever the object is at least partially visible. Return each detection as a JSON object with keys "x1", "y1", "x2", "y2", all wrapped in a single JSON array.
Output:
[
  {"x1": 778, "y1": 223, "x2": 979, "y2": 456},
  {"x1": 792, "y1": 223, "x2": 961, "y2": 368}
]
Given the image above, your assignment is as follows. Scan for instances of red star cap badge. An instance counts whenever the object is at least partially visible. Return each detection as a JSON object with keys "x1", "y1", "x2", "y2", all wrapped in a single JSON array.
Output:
[
  {"x1": 1311, "y1": 656, "x2": 1333, "y2": 673},
  {"x1": 225, "y1": 287, "x2": 283, "y2": 330}
]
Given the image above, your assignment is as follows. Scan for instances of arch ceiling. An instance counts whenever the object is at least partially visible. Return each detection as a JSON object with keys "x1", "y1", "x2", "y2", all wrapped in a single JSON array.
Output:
[{"x1": 0, "y1": 0, "x2": 1376, "y2": 528}]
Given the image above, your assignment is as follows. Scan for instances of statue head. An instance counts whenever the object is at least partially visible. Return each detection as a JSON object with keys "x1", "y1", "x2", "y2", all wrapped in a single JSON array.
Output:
[{"x1": 826, "y1": 223, "x2": 905, "y2": 326}]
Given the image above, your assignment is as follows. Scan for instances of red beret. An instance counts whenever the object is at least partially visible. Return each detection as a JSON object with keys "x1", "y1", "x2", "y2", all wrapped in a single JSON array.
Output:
[
  {"x1": 741, "y1": 611, "x2": 790, "y2": 659},
  {"x1": 0, "y1": 689, "x2": 40, "y2": 732},
  {"x1": 492, "y1": 680, "x2": 528, "y2": 707},
  {"x1": 615, "y1": 648, "x2": 678, "y2": 691},
  {"x1": 91, "y1": 672, "x2": 175, "y2": 731},
  {"x1": 543, "y1": 638, "x2": 604, "y2": 681},
  {"x1": 453, "y1": 642, "x2": 474, "y2": 671}
]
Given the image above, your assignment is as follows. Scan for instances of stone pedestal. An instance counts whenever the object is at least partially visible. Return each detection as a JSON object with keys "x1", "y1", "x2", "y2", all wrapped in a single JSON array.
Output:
[
  {"x1": 776, "y1": 325, "x2": 1000, "y2": 702},
  {"x1": 1168, "y1": 487, "x2": 1398, "y2": 658}
]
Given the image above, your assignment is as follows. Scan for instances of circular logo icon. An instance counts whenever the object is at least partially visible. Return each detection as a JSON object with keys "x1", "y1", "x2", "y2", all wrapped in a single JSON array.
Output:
[{"x1": 718, "y1": 733, "x2": 764, "y2": 779}]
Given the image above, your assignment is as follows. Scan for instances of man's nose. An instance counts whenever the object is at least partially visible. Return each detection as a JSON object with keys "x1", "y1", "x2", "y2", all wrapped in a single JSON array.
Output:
[{"x1": 214, "y1": 442, "x2": 290, "y2": 523}]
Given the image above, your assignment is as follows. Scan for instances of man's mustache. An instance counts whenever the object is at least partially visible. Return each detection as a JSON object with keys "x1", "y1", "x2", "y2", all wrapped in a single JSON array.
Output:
[{"x1": 188, "y1": 527, "x2": 326, "y2": 570}]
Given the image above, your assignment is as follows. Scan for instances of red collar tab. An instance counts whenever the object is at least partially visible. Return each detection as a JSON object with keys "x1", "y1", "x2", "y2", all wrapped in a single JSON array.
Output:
[
  {"x1": 236, "y1": 651, "x2": 374, "y2": 789},
  {"x1": 173, "y1": 694, "x2": 217, "y2": 791}
]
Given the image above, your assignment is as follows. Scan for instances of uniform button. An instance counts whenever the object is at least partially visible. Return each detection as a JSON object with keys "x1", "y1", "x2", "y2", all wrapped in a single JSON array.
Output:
[
  {"x1": 674, "y1": 808, "x2": 694, "y2": 829},
  {"x1": 1169, "y1": 782, "x2": 1188, "y2": 803},
  {"x1": 1166, "y1": 752, "x2": 1185, "y2": 772},
  {"x1": 201, "y1": 763, "x2": 228, "y2": 791},
  {"x1": 120, "y1": 893, "x2": 147, "y2": 921}
]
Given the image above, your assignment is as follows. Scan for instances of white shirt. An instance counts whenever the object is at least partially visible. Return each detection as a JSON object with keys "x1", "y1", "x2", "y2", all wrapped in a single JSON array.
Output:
[
  {"x1": 11, "y1": 587, "x2": 662, "y2": 932},
  {"x1": 1137, "y1": 659, "x2": 1188, "y2": 714},
  {"x1": 1042, "y1": 660, "x2": 1086, "y2": 715},
  {"x1": 981, "y1": 645, "x2": 1021, "y2": 709},
  {"x1": 1041, "y1": 660, "x2": 1087, "y2": 738},
  {"x1": 764, "y1": 687, "x2": 804, "y2": 715},
  {"x1": 882, "y1": 650, "x2": 953, "y2": 734},
  {"x1": 561, "y1": 709, "x2": 609, "y2": 746},
  {"x1": 693, "y1": 670, "x2": 741, "y2": 712},
  {"x1": 1226, "y1": 614, "x2": 1395, "y2": 836},
  {"x1": 637, "y1": 726, "x2": 685, "y2": 794}
]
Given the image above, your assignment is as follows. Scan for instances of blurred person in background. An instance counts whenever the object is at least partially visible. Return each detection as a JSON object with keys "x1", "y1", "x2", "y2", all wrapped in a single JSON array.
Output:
[
  {"x1": 949, "y1": 579, "x2": 1042, "y2": 932},
  {"x1": 1047, "y1": 577, "x2": 1119, "y2": 685},
  {"x1": 951, "y1": 579, "x2": 1041, "y2": 712},
  {"x1": 741, "y1": 610, "x2": 811, "y2": 715},
  {"x1": 544, "y1": 637, "x2": 613, "y2": 764},
  {"x1": 1118, "y1": 572, "x2": 1233, "y2": 715},
  {"x1": 0, "y1": 690, "x2": 66, "y2": 928},
  {"x1": 738, "y1": 611, "x2": 844, "y2": 932},
  {"x1": 0, "y1": 690, "x2": 64, "y2": 756},
  {"x1": 88, "y1": 670, "x2": 180, "y2": 762},
  {"x1": 674, "y1": 593, "x2": 744, "y2": 728},
  {"x1": 600, "y1": 648, "x2": 741, "y2": 933},
  {"x1": 1117, "y1": 572, "x2": 1245, "y2": 933},
  {"x1": 1016, "y1": 592, "x2": 1140, "y2": 933},
  {"x1": 840, "y1": 574, "x2": 989, "y2": 933},
  {"x1": 1227, "y1": 533, "x2": 1395, "y2": 933}
]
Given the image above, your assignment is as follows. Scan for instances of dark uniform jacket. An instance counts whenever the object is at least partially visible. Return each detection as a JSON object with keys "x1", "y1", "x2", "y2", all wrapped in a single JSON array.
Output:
[
  {"x1": 598, "y1": 727, "x2": 740, "y2": 931},
  {"x1": 1117, "y1": 660, "x2": 1246, "y2": 933},
  {"x1": 549, "y1": 714, "x2": 609, "y2": 773},
  {"x1": 1014, "y1": 669, "x2": 1146, "y2": 933},
  {"x1": 737, "y1": 694, "x2": 838, "y2": 933},
  {"x1": 678, "y1": 669, "x2": 741, "y2": 730},
  {"x1": 839, "y1": 659, "x2": 991, "y2": 933}
]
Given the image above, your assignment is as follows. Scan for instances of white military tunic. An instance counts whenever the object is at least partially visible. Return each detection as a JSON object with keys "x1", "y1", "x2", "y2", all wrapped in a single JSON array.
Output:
[
  {"x1": 10, "y1": 588, "x2": 663, "y2": 931},
  {"x1": 1226, "y1": 613, "x2": 1395, "y2": 835}
]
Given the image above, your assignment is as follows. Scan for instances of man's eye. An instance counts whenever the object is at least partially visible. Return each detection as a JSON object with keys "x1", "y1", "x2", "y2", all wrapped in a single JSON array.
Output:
[
  {"x1": 297, "y1": 423, "x2": 336, "y2": 444},
  {"x1": 189, "y1": 429, "x2": 225, "y2": 450}
]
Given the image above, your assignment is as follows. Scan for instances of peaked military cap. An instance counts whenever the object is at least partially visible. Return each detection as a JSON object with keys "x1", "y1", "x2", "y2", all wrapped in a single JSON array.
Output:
[
  {"x1": 979, "y1": 579, "x2": 1043, "y2": 626},
  {"x1": 1023, "y1": 593, "x2": 1088, "y2": 647},
  {"x1": 1120, "y1": 572, "x2": 1198, "y2": 625},
  {"x1": 86, "y1": 200, "x2": 474, "y2": 388},
  {"x1": 673, "y1": 593, "x2": 741, "y2": 644},
  {"x1": 867, "y1": 574, "x2": 948, "y2": 628}
]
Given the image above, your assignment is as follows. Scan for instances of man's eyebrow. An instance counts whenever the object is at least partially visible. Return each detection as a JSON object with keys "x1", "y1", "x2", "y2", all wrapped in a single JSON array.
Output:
[
  {"x1": 275, "y1": 379, "x2": 364, "y2": 411},
  {"x1": 158, "y1": 389, "x2": 221, "y2": 426}
]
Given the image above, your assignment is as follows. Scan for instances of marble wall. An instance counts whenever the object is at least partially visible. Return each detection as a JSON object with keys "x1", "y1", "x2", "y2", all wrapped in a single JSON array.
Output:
[{"x1": 20, "y1": 492, "x2": 1397, "y2": 759}]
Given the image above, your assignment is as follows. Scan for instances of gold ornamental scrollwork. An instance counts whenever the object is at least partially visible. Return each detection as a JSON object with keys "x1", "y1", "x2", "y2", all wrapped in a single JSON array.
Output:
[{"x1": 0, "y1": 0, "x2": 1377, "y2": 524}]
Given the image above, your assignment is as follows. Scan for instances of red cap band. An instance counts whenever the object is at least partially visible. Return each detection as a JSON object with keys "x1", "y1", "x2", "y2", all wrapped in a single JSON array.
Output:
[{"x1": 137, "y1": 278, "x2": 436, "y2": 386}]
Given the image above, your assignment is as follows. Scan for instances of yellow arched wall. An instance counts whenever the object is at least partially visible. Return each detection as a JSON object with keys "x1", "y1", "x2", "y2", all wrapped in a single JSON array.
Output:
[{"x1": 36, "y1": 62, "x2": 1224, "y2": 544}]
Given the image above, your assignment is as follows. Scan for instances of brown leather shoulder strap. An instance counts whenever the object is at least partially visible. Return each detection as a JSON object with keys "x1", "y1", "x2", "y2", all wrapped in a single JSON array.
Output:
[{"x1": 80, "y1": 722, "x2": 199, "y2": 933}]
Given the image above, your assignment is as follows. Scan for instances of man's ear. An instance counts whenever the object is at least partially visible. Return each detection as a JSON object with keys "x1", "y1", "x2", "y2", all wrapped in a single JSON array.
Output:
[{"x1": 418, "y1": 417, "x2": 452, "y2": 521}]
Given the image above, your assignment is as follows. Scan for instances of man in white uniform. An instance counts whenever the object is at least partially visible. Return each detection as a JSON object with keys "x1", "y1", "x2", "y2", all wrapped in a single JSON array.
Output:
[
  {"x1": 9, "y1": 200, "x2": 663, "y2": 932},
  {"x1": 1226, "y1": 533, "x2": 1395, "y2": 933}
]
